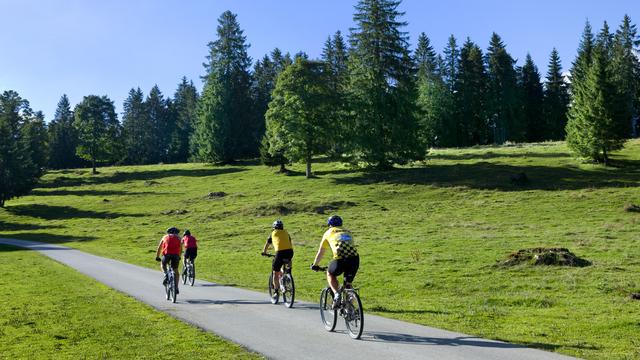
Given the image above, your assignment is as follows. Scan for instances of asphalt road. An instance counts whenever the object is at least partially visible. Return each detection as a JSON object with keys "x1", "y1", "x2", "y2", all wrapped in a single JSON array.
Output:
[{"x1": 1, "y1": 238, "x2": 579, "y2": 360}]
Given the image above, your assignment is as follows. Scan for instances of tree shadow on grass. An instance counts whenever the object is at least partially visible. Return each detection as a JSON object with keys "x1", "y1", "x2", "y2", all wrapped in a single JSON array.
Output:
[
  {"x1": 369, "y1": 305, "x2": 450, "y2": 315},
  {"x1": 334, "y1": 162, "x2": 640, "y2": 191},
  {"x1": 39, "y1": 167, "x2": 247, "y2": 188},
  {"x1": 0, "y1": 232, "x2": 97, "y2": 246},
  {"x1": 29, "y1": 189, "x2": 151, "y2": 197},
  {"x1": 6, "y1": 204, "x2": 144, "y2": 220},
  {"x1": 0, "y1": 222, "x2": 64, "y2": 231},
  {"x1": 429, "y1": 151, "x2": 572, "y2": 161}
]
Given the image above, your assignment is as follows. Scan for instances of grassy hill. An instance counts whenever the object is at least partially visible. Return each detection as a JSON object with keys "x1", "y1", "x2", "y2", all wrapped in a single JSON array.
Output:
[{"x1": 1, "y1": 140, "x2": 639, "y2": 359}]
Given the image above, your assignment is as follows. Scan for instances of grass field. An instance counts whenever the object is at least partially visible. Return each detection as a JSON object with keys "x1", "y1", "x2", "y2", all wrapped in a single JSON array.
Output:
[
  {"x1": 1, "y1": 140, "x2": 640, "y2": 359},
  {"x1": 0, "y1": 245, "x2": 261, "y2": 359}
]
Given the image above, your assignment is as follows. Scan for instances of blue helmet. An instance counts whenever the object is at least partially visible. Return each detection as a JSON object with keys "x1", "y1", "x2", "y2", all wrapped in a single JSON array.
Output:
[
  {"x1": 272, "y1": 219, "x2": 284, "y2": 230},
  {"x1": 327, "y1": 215, "x2": 342, "y2": 227}
]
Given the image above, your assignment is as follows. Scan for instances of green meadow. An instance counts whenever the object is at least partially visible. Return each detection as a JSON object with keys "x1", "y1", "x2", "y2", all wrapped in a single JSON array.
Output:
[{"x1": 1, "y1": 140, "x2": 639, "y2": 359}]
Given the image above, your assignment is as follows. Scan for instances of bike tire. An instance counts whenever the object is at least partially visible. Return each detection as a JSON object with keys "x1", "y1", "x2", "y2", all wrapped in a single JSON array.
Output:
[
  {"x1": 181, "y1": 265, "x2": 187, "y2": 285},
  {"x1": 344, "y1": 290, "x2": 364, "y2": 339},
  {"x1": 170, "y1": 272, "x2": 177, "y2": 303},
  {"x1": 319, "y1": 288, "x2": 337, "y2": 331},
  {"x1": 165, "y1": 279, "x2": 171, "y2": 300},
  {"x1": 282, "y1": 274, "x2": 295, "y2": 308},
  {"x1": 268, "y1": 273, "x2": 278, "y2": 304},
  {"x1": 189, "y1": 263, "x2": 195, "y2": 286}
]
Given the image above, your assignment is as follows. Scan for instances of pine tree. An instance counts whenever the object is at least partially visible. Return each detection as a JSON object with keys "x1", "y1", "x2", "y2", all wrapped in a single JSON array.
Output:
[
  {"x1": 74, "y1": 95, "x2": 122, "y2": 174},
  {"x1": 48, "y1": 94, "x2": 81, "y2": 169},
  {"x1": 265, "y1": 59, "x2": 331, "y2": 178},
  {"x1": 348, "y1": 0, "x2": 422, "y2": 167},
  {"x1": 571, "y1": 21, "x2": 596, "y2": 89},
  {"x1": 486, "y1": 32, "x2": 523, "y2": 143},
  {"x1": 145, "y1": 85, "x2": 170, "y2": 163},
  {"x1": 415, "y1": 32, "x2": 446, "y2": 147},
  {"x1": 455, "y1": 38, "x2": 489, "y2": 145},
  {"x1": 21, "y1": 111, "x2": 48, "y2": 176},
  {"x1": 122, "y1": 88, "x2": 153, "y2": 164},
  {"x1": 322, "y1": 31, "x2": 350, "y2": 158},
  {"x1": 566, "y1": 46, "x2": 625, "y2": 164},
  {"x1": 193, "y1": 11, "x2": 255, "y2": 163},
  {"x1": 543, "y1": 48, "x2": 570, "y2": 140},
  {"x1": 611, "y1": 15, "x2": 640, "y2": 137},
  {"x1": 169, "y1": 78, "x2": 199, "y2": 163},
  {"x1": 520, "y1": 54, "x2": 544, "y2": 142}
]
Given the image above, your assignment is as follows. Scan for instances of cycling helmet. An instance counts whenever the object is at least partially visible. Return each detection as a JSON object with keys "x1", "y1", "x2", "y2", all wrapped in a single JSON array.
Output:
[
  {"x1": 183, "y1": 229, "x2": 191, "y2": 236},
  {"x1": 327, "y1": 215, "x2": 342, "y2": 227},
  {"x1": 166, "y1": 227, "x2": 179, "y2": 234},
  {"x1": 272, "y1": 219, "x2": 284, "y2": 230}
]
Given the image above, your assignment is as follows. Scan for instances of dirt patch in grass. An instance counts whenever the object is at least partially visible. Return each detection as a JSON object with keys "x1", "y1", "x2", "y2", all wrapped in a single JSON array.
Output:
[
  {"x1": 630, "y1": 293, "x2": 640, "y2": 300},
  {"x1": 144, "y1": 180, "x2": 160, "y2": 186},
  {"x1": 205, "y1": 192, "x2": 227, "y2": 199},
  {"x1": 623, "y1": 203, "x2": 640, "y2": 213},
  {"x1": 161, "y1": 209, "x2": 189, "y2": 215},
  {"x1": 499, "y1": 248, "x2": 591, "y2": 267},
  {"x1": 248, "y1": 201, "x2": 356, "y2": 217}
]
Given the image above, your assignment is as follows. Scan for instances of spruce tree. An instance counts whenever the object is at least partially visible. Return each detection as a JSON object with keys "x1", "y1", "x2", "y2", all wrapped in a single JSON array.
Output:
[
  {"x1": 146, "y1": 85, "x2": 170, "y2": 163},
  {"x1": 348, "y1": 0, "x2": 422, "y2": 167},
  {"x1": 265, "y1": 59, "x2": 331, "y2": 178},
  {"x1": 415, "y1": 32, "x2": 447, "y2": 147},
  {"x1": 566, "y1": 46, "x2": 625, "y2": 164},
  {"x1": 122, "y1": 88, "x2": 153, "y2": 164},
  {"x1": 486, "y1": 32, "x2": 523, "y2": 143},
  {"x1": 48, "y1": 94, "x2": 81, "y2": 169},
  {"x1": 611, "y1": 15, "x2": 640, "y2": 137},
  {"x1": 193, "y1": 11, "x2": 255, "y2": 163},
  {"x1": 543, "y1": 48, "x2": 570, "y2": 140},
  {"x1": 571, "y1": 21, "x2": 596, "y2": 89},
  {"x1": 322, "y1": 31, "x2": 350, "y2": 158},
  {"x1": 455, "y1": 38, "x2": 489, "y2": 146},
  {"x1": 436, "y1": 35, "x2": 460, "y2": 146},
  {"x1": 74, "y1": 95, "x2": 122, "y2": 174},
  {"x1": 169, "y1": 78, "x2": 199, "y2": 163},
  {"x1": 520, "y1": 54, "x2": 545, "y2": 142}
]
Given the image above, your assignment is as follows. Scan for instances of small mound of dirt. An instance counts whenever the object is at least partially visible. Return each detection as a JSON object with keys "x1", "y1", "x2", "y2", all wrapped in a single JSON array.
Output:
[
  {"x1": 205, "y1": 192, "x2": 227, "y2": 199},
  {"x1": 250, "y1": 200, "x2": 357, "y2": 217},
  {"x1": 623, "y1": 203, "x2": 640, "y2": 213},
  {"x1": 144, "y1": 180, "x2": 160, "y2": 186},
  {"x1": 161, "y1": 209, "x2": 189, "y2": 215},
  {"x1": 102, "y1": 199, "x2": 109, "y2": 202},
  {"x1": 500, "y1": 248, "x2": 591, "y2": 267},
  {"x1": 313, "y1": 201, "x2": 357, "y2": 214},
  {"x1": 630, "y1": 293, "x2": 640, "y2": 300},
  {"x1": 510, "y1": 172, "x2": 529, "y2": 185}
]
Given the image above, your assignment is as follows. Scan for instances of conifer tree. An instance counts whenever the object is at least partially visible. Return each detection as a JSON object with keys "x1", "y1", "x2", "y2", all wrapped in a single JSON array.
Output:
[
  {"x1": 520, "y1": 54, "x2": 545, "y2": 142},
  {"x1": 21, "y1": 111, "x2": 48, "y2": 175},
  {"x1": 193, "y1": 11, "x2": 255, "y2": 163},
  {"x1": 74, "y1": 95, "x2": 122, "y2": 174},
  {"x1": 265, "y1": 59, "x2": 331, "y2": 178},
  {"x1": 122, "y1": 88, "x2": 153, "y2": 164},
  {"x1": 486, "y1": 32, "x2": 523, "y2": 143},
  {"x1": 145, "y1": 85, "x2": 170, "y2": 163},
  {"x1": 322, "y1": 31, "x2": 350, "y2": 158},
  {"x1": 436, "y1": 35, "x2": 460, "y2": 147},
  {"x1": 169, "y1": 78, "x2": 199, "y2": 163},
  {"x1": 571, "y1": 21, "x2": 596, "y2": 89},
  {"x1": 543, "y1": 48, "x2": 570, "y2": 140},
  {"x1": 348, "y1": 0, "x2": 422, "y2": 167},
  {"x1": 611, "y1": 15, "x2": 640, "y2": 137},
  {"x1": 455, "y1": 38, "x2": 489, "y2": 145},
  {"x1": 48, "y1": 94, "x2": 81, "y2": 169},
  {"x1": 415, "y1": 33, "x2": 447, "y2": 147}
]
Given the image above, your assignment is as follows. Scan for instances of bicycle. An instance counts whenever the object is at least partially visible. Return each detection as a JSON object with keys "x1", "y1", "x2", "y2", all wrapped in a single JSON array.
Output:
[
  {"x1": 313, "y1": 266, "x2": 364, "y2": 339},
  {"x1": 164, "y1": 266, "x2": 178, "y2": 303},
  {"x1": 263, "y1": 253, "x2": 295, "y2": 308},
  {"x1": 181, "y1": 257, "x2": 196, "y2": 286}
]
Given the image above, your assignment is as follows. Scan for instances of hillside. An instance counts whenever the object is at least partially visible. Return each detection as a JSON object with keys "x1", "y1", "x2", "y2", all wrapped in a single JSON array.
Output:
[{"x1": 1, "y1": 140, "x2": 639, "y2": 359}]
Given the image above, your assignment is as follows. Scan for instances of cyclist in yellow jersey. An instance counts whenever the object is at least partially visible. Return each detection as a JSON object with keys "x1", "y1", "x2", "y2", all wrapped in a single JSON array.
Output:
[
  {"x1": 311, "y1": 215, "x2": 359, "y2": 306},
  {"x1": 261, "y1": 219, "x2": 294, "y2": 300}
]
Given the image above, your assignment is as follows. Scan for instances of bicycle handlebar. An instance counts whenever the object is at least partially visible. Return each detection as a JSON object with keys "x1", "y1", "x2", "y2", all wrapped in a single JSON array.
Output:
[{"x1": 262, "y1": 253, "x2": 275, "y2": 258}]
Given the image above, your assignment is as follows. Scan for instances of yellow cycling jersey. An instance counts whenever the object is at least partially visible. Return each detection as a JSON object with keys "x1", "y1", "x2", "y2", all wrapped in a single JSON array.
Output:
[
  {"x1": 321, "y1": 227, "x2": 358, "y2": 260},
  {"x1": 268, "y1": 229, "x2": 293, "y2": 251}
]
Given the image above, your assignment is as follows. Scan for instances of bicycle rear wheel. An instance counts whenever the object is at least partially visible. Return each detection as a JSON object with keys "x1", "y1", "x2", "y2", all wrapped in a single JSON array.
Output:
[
  {"x1": 169, "y1": 271, "x2": 177, "y2": 303},
  {"x1": 344, "y1": 290, "x2": 364, "y2": 339},
  {"x1": 281, "y1": 274, "x2": 295, "y2": 308},
  {"x1": 268, "y1": 273, "x2": 278, "y2": 304},
  {"x1": 188, "y1": 263, "x2": 195, "y2": 286},
  {"x1": 319, "y1": 288, "x2": 337, "y2": 331},
  {"x1": 181, "y1": 264, "x2": 187, "y2": 285}
]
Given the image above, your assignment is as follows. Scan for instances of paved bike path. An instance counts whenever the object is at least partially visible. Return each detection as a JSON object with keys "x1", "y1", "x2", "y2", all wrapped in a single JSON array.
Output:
[{"x1": 0, "y1": 238, "x2": 579, "y2": 360}]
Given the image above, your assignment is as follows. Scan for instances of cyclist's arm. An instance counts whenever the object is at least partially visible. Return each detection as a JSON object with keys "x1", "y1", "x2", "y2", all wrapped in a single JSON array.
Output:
[
  {"x1": 312, "y1": 244, "x2": 327, "y2": 267},
  {"x1": 155, "y1": 239, "x2": 163, "y2": 258},
  {"x1": 261, "y1": 238, "x2": 271, "y2": 254}
]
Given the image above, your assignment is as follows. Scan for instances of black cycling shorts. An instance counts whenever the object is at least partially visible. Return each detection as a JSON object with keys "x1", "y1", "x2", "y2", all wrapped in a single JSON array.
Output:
[
  {"x1": 162, "y1": 254, "x2": 180, "y2": 269},
  {"x1": 272, "y1": 249, "x2": 294, "y2": 272},
  {"x1": 184, "y1": 248, "x2": 197, "y2": 261},
  {"x1": 328, "y1": 256, "x2": 360, "y2": 283}
]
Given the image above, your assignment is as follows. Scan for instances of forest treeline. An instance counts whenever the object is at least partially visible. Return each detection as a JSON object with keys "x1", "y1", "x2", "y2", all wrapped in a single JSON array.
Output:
[{"x1": 1, "y1": 0, "x2": 639, "y2": 205}]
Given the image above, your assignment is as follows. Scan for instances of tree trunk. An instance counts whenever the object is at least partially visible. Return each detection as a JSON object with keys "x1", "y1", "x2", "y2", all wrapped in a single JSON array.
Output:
[
  {"x1": 92, "y1": 157, "x2": 97, "y2": 174},
  {"x1": 279, "y1": 163, "x2": 286, "y2": 173},
  {"x1": 305, "y1": 152, "x2": 312, "y2": 179},
  {"x1": 602, "y1": 147, "x2": 609, "y2": 166}
]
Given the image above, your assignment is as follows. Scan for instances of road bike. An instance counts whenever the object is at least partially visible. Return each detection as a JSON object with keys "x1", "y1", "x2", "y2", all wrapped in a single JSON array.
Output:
[
  {"x1": 313, "y1": 266, "x2": 364, "y2": 339},
  {"x1": 263, "y1": 253, "x2": 295, "y2": 308},
  {"x1": 181, "y1": 257, "x2": 196, "y2": 286}
]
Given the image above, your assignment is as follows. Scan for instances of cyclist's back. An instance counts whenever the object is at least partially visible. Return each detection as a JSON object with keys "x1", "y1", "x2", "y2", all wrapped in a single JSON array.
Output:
[{"x1": 181, "y1": 229, "x2": 198, "y2": 263}]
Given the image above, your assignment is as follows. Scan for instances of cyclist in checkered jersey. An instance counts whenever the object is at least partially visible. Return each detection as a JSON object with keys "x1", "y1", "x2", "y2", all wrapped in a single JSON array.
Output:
[{"x1": 311, "y1": 215, "x2": 360, "y2": 305}]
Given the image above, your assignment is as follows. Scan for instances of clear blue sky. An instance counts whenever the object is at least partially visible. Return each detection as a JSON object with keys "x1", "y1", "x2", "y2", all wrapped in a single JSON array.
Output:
[{"x1": 1, "y1": 0, "x2": 638, "y2": 121}]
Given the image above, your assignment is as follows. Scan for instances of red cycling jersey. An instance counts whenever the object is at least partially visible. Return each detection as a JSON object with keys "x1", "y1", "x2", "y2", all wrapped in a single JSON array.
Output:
[
  {"x1": 182, "y1": 235, "x2": 197, "y2": 249},
  {"x1": 161, "y1": 234, "x2": 181, "y2": 255}
]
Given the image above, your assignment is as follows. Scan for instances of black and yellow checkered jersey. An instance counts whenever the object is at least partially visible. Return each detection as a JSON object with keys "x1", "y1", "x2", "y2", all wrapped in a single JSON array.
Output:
[
  {"x1": 268, "y1": 229, "x2": 293, "y2": 251},
  {"x1": 321, "y1": 227, "x2": 358, "y2": 260}
]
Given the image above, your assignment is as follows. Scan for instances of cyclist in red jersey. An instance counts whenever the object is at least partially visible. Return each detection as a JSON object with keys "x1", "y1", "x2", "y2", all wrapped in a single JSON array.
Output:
[
  {"x1": 155, "y1": 227, "x2": 183, "y2": 293},
  {"x1": 181, "y1": 229, "x2": 198, "y2": 266}
]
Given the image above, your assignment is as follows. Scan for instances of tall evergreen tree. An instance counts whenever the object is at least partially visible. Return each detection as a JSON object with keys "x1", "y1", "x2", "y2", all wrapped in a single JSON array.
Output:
[
  {"x1": 415, "y1": 33, "x2": 447, "y2": 147},
  {"x1": 265, "y1": 59, "x2": 332, "y2": 178},
  {"x1": 22, "y1": 111, "x2": 48, "y2": 175},
  {"x1": 520, "y1": 54, "x2": 545, "y2": 142},
  {"x1": 611, "y1": 15, "x2": 640, "y2": 137},
  {"x1": 48, "y1": 94, "x2": 81, "y2": 169},
  {"x1": 571, "y1": 21, "x2": 596, "y2": 90},
  {"x1": 169, "y1": 78, "x2": 199, "y2": 163},
  {"x1": 193, "y1": 11, "x2": 255, "y2": 163},
  {"x1": 486, "y1": 32, "x2": 523, "y2": 143},
  {"x1": 145, "y1": 85, "x2": 170, "y2": 163},
  {"x1": 322, "y1": 31, "x2": 350, "y2": 158},
  {"x1": 543, "y1": 48, "x2": 570, "y2": 140},
  {"x1": 74, "y1": 95, "x2": 122, "y2": 174},
  {"x1": 455, "y1": 38, "x2": 489, "y2": 146},
  {"x1": 122, "y1": 88, "x2": 153, "y2": 164},
  {"x1": 348, "y1": 0, "x2": 422, "y2": 167}
]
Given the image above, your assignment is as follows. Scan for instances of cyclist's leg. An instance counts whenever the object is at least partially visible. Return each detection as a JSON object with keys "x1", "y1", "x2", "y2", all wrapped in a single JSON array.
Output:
[
  {"x1": 327, "y1": 260, "x2": 342, "y2": 294},
  {"x1": 343, "y1": 256, "x2": 360, "y2": 288},
  {"x1": 272, "y1": 251, "x2": 286, "y2": 289},
  {"x1": 172, "y1": 255, "x2": 180, "y2": 291}
]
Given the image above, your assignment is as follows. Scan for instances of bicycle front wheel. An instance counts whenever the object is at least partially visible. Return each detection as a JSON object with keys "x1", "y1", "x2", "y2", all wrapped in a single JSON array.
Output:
[
  {"x1": 281, "y1": 274, "x2": 295, "y2": 308},
  {"x1": 268, "y1": 273, "x2": 278, "y2": 304},
  {"x1": 319, "y1": 288, "x2": 337, "y2": 331},
  {"x1": 181, "y1": 265, "x2": 187, "y2": 285},
  {"x1": 344, "y1": 290, "x2": 364, "y2": 339},
  {"x1": 189, "y1": 263, "x2": 195, "y2": 286}
]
